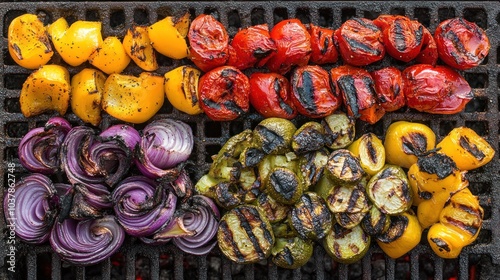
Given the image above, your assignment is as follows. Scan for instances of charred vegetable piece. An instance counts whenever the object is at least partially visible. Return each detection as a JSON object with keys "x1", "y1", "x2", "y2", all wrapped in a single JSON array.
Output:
[
  {"x1": 253, "y1": 118, "x2": 297, "y2": 155},
  {"x1": 289, "y1": 192, "x2": 332, "y2": 240},
  {"x1": 322, "y1": 112, "x2": 356, "y2": 149},
  {"x1": 361, "y1": 205, "x2": 390, "y2": 236},
  {"x1": 348, "y1": 133, "x2": 385, "y2": 176},
  {"x1": 195, "y1": 173, "x2": 222, "y2": 198},
  {"x1": 437, "y1": 127, "x2": 495, "y2": 171},
  {"x1": 272, "y1": 221, "x2": 297, "y2": 239},
  {"x1": 292, "y1": 121, "x2": 326, "y2": 155},
  {"x1": 299, "y1": 148, "x2": 329, "y2": 188},
  {"x1": 164, "y1": 66, "x2": 203, "y2": 115},
  {"x1": 376, "y1": 210, "x2": 421, "y2": 259},
  {"x1": 366, "y1": 165, "x2": 412, "y2": 215},
  {"x1": 326, "y1": 149, "x2": 365, "y2": 184},
  {"x1": 326, "y1": 178, "x2": 369, "y2": 214},
  {"x1": 323, "y1": 223, "x2": 371, "y2": 264},
  {"x1": 258, "y1": 155, "x2": 298, "y2": 190},
  {"x1": 370, "y1": 67, "x2": 406, "y2": 112},
  {"x1": 239, "y1": 147, "x2": 265, "y2": 168},
  {"x1": 334, "y1": 211, "x2": 368, "y2": 230},
  {"x1": 254, "y1": 192, "x2": 289, "y2": 224},
  {"x1": 8, "y1": 14, "x2": 53, "y2": 69},
  {"x1": 228, "y1": 24, "x2": 277, "y2": 70},
  {"x1": 249, "y1": 72, "x2": 297, "y2": 119},
  {"x1": 148, "y1": 13, "x2": 190, "y2": 59},
  {"x1": 89, "y1": 36, "x2": 130, "y2": 74},
  {"x1": 313, "y1": 174, "x2": 336, "y2": 200},
  {"x1": 415, "y1": 24, "x2": 438, "y2": 65},
  {"x1": 266, "y1": 167, "x2": 303, "y2": 205},
  {"x1": 384, "y1": 121, "x2": 436, "y2": 168},
  {"x1": 214, "y1": 181, "x2": 243, "y2": 209},
  {"x1": 209, "y1": 130, "x2": 253, "y2": 178},
  {"x1": 217, "y1": 205, "x2": 274, "y2": 264},
  {"x1": 308, "y1": 24, "x2": 339, "y2": 65},
  {"x1": 122, "y1": 25, "x2": 158, "y2": 71},
  {"x1": 272, "y1": 236, "x2": 313, "y2": 269},
  {"x1": 70, "y1": 68, "x2": 106, "y2": 126}
]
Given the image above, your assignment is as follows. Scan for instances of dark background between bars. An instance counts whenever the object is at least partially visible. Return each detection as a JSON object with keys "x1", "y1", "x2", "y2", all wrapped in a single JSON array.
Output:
[{"x1": 1, "y1": 1, "x2": 500, "y2": 279}]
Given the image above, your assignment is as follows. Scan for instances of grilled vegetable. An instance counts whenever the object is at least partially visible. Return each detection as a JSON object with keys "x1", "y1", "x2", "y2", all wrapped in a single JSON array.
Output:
[
  {"x1": 258, "y1": 155, "x2": 299, "y2": 191},
  {"x1": 435, "y1": 18, "x2": 490, "y2": 70},
  {"x1": 326, "y1": 178, "x2": 369, "y2": 215},
  {"x1": 47, "y1": 18, "x2": 102, "y2": 66},
  {"x1": 334, "y1": 211, "x2": 368, "y2": 230},
  {"x1": 298, "y1": 148, "x2": 329, "y2": 188},
  {"x1": 148, "y1": 13, "x2": 190, "y2": 59},
  {"x1": 272, "y1": 236, "x2": 313, "y2": 269},
  {"x1": 292, "y1": 121, "x2": 326, "y2": 155},
  {"x1": 326, "y1": 149, "x2": 365, "y2": 184},
  {"x1": 70, "y1": 68, "x2": 106, "y2": 126},
  {"x1": 348, "y1": 133, "x2": 385, "y2": 176},
  {"x1": 376, "y1": 210, "x2": 422, "y2": 259},
  {"x1": 308, "y1": 24, "x2": 339, "y2": 64},
  {"x1": 20, "y1": 64, "x2": 70, "y2": 117},
  {"x1": 101, "y1": 72, "x2": 164, "y2": 124},
  {"x1": 8, "y1": 14, "x2": 53, "y2": 69},
  {"x1": 384, "y1": 121, "x2": 436, "y2": 168},
  {"x1": 323, "y1": 223, "x2": 370, "y2": 264},
  {"x1": 198, "y1": 66, "x2": 250, "y2": 121},
  {"x1": 253, "y1": 118, "x2": 297, "y2": 155},
  {"x1": 217, "y1": 205, "x2": 274, "y2": 264},
  {"x1": 428, "y1": 188, "x2": 483, "y2": 258},
  {"x1": 228, "y1": 24, "x2": 277, "y2": 70},
  {"x1": 266, "y1": 167, "x2": 303, "y2": 205},
  {"x1": 209, "y1": 129, "x2": 253, "y2": 178},
  {"x1": 164, "y1": 66, "x2": 203, "y2": 115},
  {"x1": 361, "y1": 205, "x2": 390, "y2": 236},
  {"x1": 366, "y1": 165, "x2": 412, "y2": 215},
  {"x1": 249, "y1": 73, "x2": 297, "y2": 119},
  {"x1": 255, "y1": 192, "x2": 289, "y2": 223},
  {"x1": 289, "y1": 192, "x2": 332, "y2": 240},
  {"x1": 370, "y1": 67, "x2": 405, "y2": 112},
  {"x1": 436, "y1": 127, "x2": 495, "y2": 170},
  {"x1": 89, "y1": 36, "x2": 130, "y2": 74},
  {"x1": 322, "y1": 112, "x2": 356, "y2": 149},
  {"x1": 313, "y1": 174, "x2": 336, "y2": 199},
  {"x1": 239, "y1": 147, "x2": 265, "y2": 168},
  {"x1": 123, "y1": 25, "x2": 158, "y2": 71},
  {"x1": 415, "y1": 24, "x2": 438, "y2": 65}
]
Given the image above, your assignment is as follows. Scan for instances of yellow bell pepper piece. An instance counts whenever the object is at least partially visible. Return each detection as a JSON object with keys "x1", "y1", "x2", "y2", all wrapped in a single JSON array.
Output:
[
  {"x1": 8, "y1": 14, "x2": 53, "y2": 69},
  {"x1": 123, "y1": 26, "x2": 158, "y2": 71},
  {"x1": 376, "y1": 210, "x2": 421, "y2": 259},
  {"x1": 71, "y1": 68, "x2": 107, "y2": 126},
  {"x1": 89, "y1": 36, "x2": 130, "y2": 74},
  {"x1": 20, "y1": 64, "x2": 70, "y2": 117},
  {"x1": 348, "y1": 133, "x2": 385, "y2": 176},
  {"x1": 437, "y1": 127, "x2": 495, "y2": 170},
  {"x1": 47, "y1": 18, "x2": 102, "y2": 67},
  {"x1": 102, "y1": 72, "x2": 164, "y2": 124},
  {"x1": 164, "y1": 66, "x2": 203, "y2": 115},
  {"x1": 148, "y1": 13, "x2": 190, "y2": 59}
]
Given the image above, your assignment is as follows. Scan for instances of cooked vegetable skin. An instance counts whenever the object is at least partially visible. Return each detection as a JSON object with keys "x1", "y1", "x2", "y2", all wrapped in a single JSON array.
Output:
[
  {"x1": 164, "y1": 66, "x2": 203, "y2": 115},
  {"x1": 289, "y1": 192, "x2": 332, "y2": 240},
  {"x1": 348, "y1": 133, "x2": 385, "y2": 176},
  {"x1": 89, "y1": 36, "x2": 130, "y2": 74},
  {"x1": 123, "y1": 25, "x2": 158, "y2": 71},
  {"x1": 148, "y1": 13, "x2": 190, "y2": 59},
  {"x1": 70, "y1": 68, "x2": 106, "y2": 126},
  {"x1": 323, "y1": 223, "x2": 370, "y2": 263},
  {"x1": 376, "y1": 210, "x2": 422, "y2": 259},
  {"x1": 272, "y1": 236, "x2": 313, "y2": 269}
]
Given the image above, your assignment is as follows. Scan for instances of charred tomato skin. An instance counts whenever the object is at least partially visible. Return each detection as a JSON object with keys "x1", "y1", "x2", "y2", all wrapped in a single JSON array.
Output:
[
  {"x1": 402, "y1": 64, "x2": 473, "y2": 114},
  {"x1": 334, "y1": 18, "x2": 385, "y2": 66},
  {"x1": 249, "y1": 73, "x2": 297, "y2": 119},
  {"x1": 290, "y1": 65, "x2": 341, "y2": 118},
  {"x1": 308, "y1": 24, "x2": 339, "y2": 65},
  {"x1": 371, "y1": 67, "x2": 405, "y2": 112},
  {"x1": 415, "y1": 24, "x2": 438, "y2": 66},
  {"x1": 188, "y1": 14, "x2": 229, "y2": 72},
  {"x1": 198, "y1": 66, "x2": 250, "y2": 121},
  {"x1": 435, "y1": 18, "x2": 490, "y2": 70},
  {"x1": 228, "y1": 24, "x2": 277, "y2": 70},
  {"x1": 266, "y1": 19, "x2": 312, "y2": 74}
]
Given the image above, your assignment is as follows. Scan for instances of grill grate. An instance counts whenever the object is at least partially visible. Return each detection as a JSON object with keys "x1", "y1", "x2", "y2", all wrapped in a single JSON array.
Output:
[{"x1": 1, "y1": 1, "x2": 500, "y2": 279}]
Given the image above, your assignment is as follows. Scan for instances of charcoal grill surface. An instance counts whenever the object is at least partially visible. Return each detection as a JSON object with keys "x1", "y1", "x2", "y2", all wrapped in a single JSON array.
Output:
[{"x1": 1, "y1": 1, "x2": 499, "y2": 279}]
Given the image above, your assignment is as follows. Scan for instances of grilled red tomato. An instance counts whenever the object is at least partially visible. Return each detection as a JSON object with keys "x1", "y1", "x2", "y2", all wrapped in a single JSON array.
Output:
[
  {"x1": 198, "y1": 66, "x2": 250, "y2": 121},
  {"x1": 188, "y1": 14, "x2": 229, "y2": 72},
  {"x1": 308, "y1": 24, "x2": 339, "y2": 64},
  {"x1": 371, "y1": 67, "x2": 405, "y2": 112},
  {"x1": 374, "y1": 15, "x2": 423, "y2": 62},
  {"x1": 403, "y1": 64, "x2": 473, "y2": 114},
  {"x1": 330, "y1": 66, "x2": 385, "y2": 124},
  {"x1": 334, "y1": 18, "x2": 385, "y2": 66},
  {"x1": 290, "y1": 65, "x2": 340, "y2": 118},
  {"x1": 435, "y1": 18, "x2": 490, "y2": 70},
  {"x1": 228, "y1": 24, "x2": 276, "y2": 70},
  {"x1": 266, "y1": 19, "x2": 311, "y2": 74},
  {"x1": 415, "y1": 24, "x2": 438, "y2": 65},
  {"x1": 249, "y1": 73, "x2": 297, "y2": 119}
]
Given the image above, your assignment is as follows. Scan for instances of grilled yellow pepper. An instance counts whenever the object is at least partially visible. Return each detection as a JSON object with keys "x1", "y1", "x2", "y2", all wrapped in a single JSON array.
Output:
[
  {"x1": 348, "y1": 133, "x2": 385, "y2": 176},
  {"x1": 428, "y1": 188, "x2": 483, "y2": 258},
  {"x1": 102, "y1": 72, "x2": 164, "y2": 123},
  {"x1": 148, "y1": 13, "x2": 190, "y2": 59},
  {"x1": 20, "y1": 64, "x2": 70, "y2": 117},
  {"x1": 376, "y1": 210, "x2": 421, "y2": 259},
  {"x1": 71, "y1": 69, "x2": 107, "y2": 126},
  {"x1": 437, "y1": 127, "x2": 495, "y2": 170},
  {"x1": 47, "y1": 18, "x2": 102, "y2": 66},
  {"x1": 89, "y1": 36, "x2": 131, "y2": 74},
  {"x1": 164, "y1": 66, "x2": 203, "y2": 115},
  {"x1": 123, "y1": 25, "x2": 158, "y2": 71},
  {"x1": 8, "y1": 14, "x2": 53, "y2": 69}
]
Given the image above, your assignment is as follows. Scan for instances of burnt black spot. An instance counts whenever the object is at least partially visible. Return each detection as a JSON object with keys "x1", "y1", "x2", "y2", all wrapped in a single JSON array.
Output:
[
  {"x1": 415, "y1": 25, "x2": 423, "y2": 46},
  {"x1": 401, "y1": 132, "x2": 428, "y2": 156},
  {"x1": 321, "y1": 36, "x2": 330, "y2": 55},
  {"x1": 215, "y1": 182, "x2": 241, "y2": 208},
  {"x1": 430, "y1": 237, "x2": 451, "y2": 252},
  {"x1": 352, "y1": 17, "x2": 380, "y2": 32},
  {"x1": 243, "y1": 148, "x2": 265, "y2": 167},
  {"x1": 221, "y1": 68, "x2": 239, "y2": 78},
  {"x1": 203, "y1": 99, "x2": 221, "y2": 110},
  {"x1": 393, "y1": 19, "x2": 407, "y2": 52},
  {"x1": 223, "y1": 100, "x2": 246, "y2": 115},
  {"x1": 344, "y1": 36, "x2": 382, "y2": 55},
  {"x1": 295, "y1": 71, "x2": 317, "y2": 113},
  {"x1": 338, "y1": 75, "x2": 360, "y2": 118},
  {"x1": 253, "y1": 48, "x2": 274, "y2": 59},
  {"x1": 366, "y1": 137, "x2": 378, "y2": 164},
  {"x1": 419, "y1": 190, "x2": 432, "y2": 200},
  {"x1": 233, "y1": 207, "x2": 265, "y2": 258},
  {"x1": 459, "y1": 135, "x2": 486, "y2": 161},
  {"x1": 282, "y1": 246, "x2": 295, "y2": 265},
  {"x1": 376, "y1": 214, "x2": 408, "y2": 243},
  {"x1": 245, "y1": 206, "x2": 274, "y2": 244},
  {"x1": 255, "y1": 125, "x2": 285, "y2": 154},
  {"x1": 219, "y1": 220, "x2": 246, "y2": 262},
  {"x1": 269, "y1": 168, "x2": 299, "y2": 201},
  {"x1": 293, "y1": 125, "x2": 326, "y2": 154},
  {"x1": 417, "y1": 153, "x2": 457, "y2": 179}
]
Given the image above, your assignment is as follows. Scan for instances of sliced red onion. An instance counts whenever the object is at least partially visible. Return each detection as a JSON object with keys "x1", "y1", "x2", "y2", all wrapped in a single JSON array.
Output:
[
  {"x1": 61, "y1": 126, "x2": 132, "y2": 187},
  {"x1": 3, "y1": 174, "x2": 59, "y2": 244},
  {"x1": 18, "y1": 117, "x2": 71, "y2": 174},
  {"x1": 170, "y1": 169, "x2": 193, "y2": 200},
  {"x1": 50, "y1": 215, "x2": 125, "y2": 266},
  {"x1": 99, "y1": 124, "x2": 140, "y2": 152},
  {"x1": 136, "y1": 119, "x2": 194, "y2": 179},
  {"x1": 112, "y1": 176, "x2": 177, "y2": 237},
  {"x1": 68, "y1": 183, "x2": 113, "y2": 220}
]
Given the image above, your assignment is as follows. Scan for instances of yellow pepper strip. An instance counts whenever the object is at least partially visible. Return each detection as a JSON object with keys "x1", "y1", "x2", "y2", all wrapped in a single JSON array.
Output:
[
  {"x1": 102, "y1": 72, "x2": 164, "y2": 124},
  {"x1": 123, "y1": 25, "x2": 158, "y2": 71},
  {"x1": 348, "y1": 133, "x2": 385, "y2": 176},
  {"x1": 8, "y1": 14, "x2": 53, "y2": 69},
  {"x1": 89, "y1": 36, "x2": 131, "y2": 75},
  {"x1": 20, "y1": 64, "x2": 70, "y2": 117},
  {"x1": 47, "y1": 18, "x2": 102, "y2": 67},
  {"x1": 71, "y1": 69, "x2": 107, "y2": 126},
  {"x1": 384, "y1": 121, "x2": 436, "y2": 168},
  {"x1": 376, "y1": 210, "x2": 422, "y2": 259},
  {"x1": 428, "y1": 188, "x2": 483, "y2": 258},
  {"x1": 164, "y1": 66, "x2": 203, "y2": 115},
  {"x1": 148, "y1": 13, "x2": 190, "y2": 59},
  {"x1": 437, "y1": 127, "x2": 495, "y2": 170}
]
